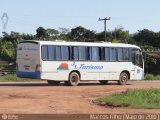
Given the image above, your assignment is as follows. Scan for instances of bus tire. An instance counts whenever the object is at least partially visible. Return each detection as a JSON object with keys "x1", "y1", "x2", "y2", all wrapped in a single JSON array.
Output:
[
  {"x1": 118, "y1": 72, "x2": 128, "y2": 85},
  {"x1": 47, "y1": 80, "x2": 60, "y2": 85},
  {"x1": 67, "y1": 72, "x2": 80, "y2": 86},
  {"x1": 99, "y1": 80, "x2": 108, "y2": 85}
]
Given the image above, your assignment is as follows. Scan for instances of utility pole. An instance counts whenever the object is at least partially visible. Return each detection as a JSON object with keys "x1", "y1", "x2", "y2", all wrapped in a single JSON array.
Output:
[
  {"x1": 1, "y1": 13, "x2": 9, "y2": 33},
  {"x1": 99, "y1": 17, "x2": 111, "y2": 42}
]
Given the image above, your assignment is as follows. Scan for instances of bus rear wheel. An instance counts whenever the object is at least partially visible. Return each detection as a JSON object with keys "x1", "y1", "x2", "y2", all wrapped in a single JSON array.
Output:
[
  {"x1": 99, "y1": 80, "x2": 108, "y2": 85},
  {"x1": 118, "y1": 72, "x2": 128, "y2": 85},
  {"x1": 47, "y1": 80, "x2": 60, "y2": 85},
  {"x1": 66, "y1": 72, "x2": 80, "y2": 86}
]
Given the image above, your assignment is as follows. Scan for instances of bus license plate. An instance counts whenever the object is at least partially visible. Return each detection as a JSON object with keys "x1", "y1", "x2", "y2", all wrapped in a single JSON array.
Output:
[{"x1": 25, "y1": 67, "x2": 29, "y2": 70}]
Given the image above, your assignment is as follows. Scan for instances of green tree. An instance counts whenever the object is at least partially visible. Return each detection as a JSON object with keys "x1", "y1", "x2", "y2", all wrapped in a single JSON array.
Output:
[
  {"x1": 0, "y1": 40, "x2": 15, "y2": 61},
  {"x1": 96, "y1": 31, "x2": 113, "y2": 42},
  {"x1": 133, "y1": 29, "x2": 160, "y2": 74},
  {"x1": 70, "y1": 26, "x2": 96, "y2": 42},
  {"x1": 36, "y1": 27, "x2": 48, "y2": 40},
  {"x1": 46, "y1": 28, "x2": 59, "y2": 37},
  {"x1": 112, "y1": 27, "x2": 130, "y2": 43},
  {"x1": 21, "y1": 33, "x2": 34, "y2": 40},
  {"x1": 58, "y1": 28, "x2": 70, "y2": 40},
  {"x1": 96, "y1": 27, "x2": 130, "y2": 43},
  {"x1": 59, "y1": 28, "x2": 70, "y2": 35},
  {"x1": 2, "y1": 32, "x2": 21, "y2": 45},
  {"x1": 133, "y1": 29, "x2": 158, "y2": 47},
  {"x1": 0, "y1": 32, "x2": 22, "y2": 61},
  {"x1": 46, "y1": 28, "x2": 59, "y2": 40}
]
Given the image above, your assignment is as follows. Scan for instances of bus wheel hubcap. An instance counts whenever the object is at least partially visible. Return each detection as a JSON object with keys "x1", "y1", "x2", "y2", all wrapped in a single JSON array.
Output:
[
  {"x1": 122, "y1": 76, "x2": 127, "y2": 82},
  {"x1": 71, "y1": 76, "x2": 77, "y2": 83}
]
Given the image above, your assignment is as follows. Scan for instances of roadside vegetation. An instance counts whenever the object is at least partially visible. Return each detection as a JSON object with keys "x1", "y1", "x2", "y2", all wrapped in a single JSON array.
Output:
[
  {"x1": 0, "y1": 26, "x2": 159, "y2": 79},
  {"x1": 0, "y1": 65, "x2": 15, "y2": 70},
  {"x1": 93, "y1": 89, "x2": 160, "y2": 109},
  {"x1": 145, "y1": 74, "x2": 160, "y2": 80},
  {"x1": 0, "y1": 74, "x2": 42, "y2": 82},
  {"x1": 0, "y1": 74, "x2": 24, "y2": 82}
]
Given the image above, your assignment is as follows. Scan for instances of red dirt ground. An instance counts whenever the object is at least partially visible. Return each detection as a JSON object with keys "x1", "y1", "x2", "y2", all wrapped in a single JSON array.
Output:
[{"x1": 0, "y1": 80, "x2": 159, "y2": 114}]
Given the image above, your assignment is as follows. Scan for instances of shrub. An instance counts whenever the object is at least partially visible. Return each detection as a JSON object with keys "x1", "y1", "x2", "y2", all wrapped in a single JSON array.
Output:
[
  {"x1": 93, "y1": 89, "x2": 160, "y2": 109},
  {"x1": 145, "y1": 74, "x2": 160, "y2": 80},
  {"x1": 145, "y1": 74, "x2": 154, "y2": 80}
]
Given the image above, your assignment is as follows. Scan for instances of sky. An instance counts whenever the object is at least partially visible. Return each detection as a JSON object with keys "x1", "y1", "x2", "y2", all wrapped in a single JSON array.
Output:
[{"x1": 0, "y1": 0, "x2": 160, "y2": 35}]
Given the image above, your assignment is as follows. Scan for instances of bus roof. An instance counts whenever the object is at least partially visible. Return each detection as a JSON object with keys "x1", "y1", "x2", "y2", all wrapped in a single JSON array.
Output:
[{"x1": 19, "y1": 40, "x2": 141, "y2": 49}]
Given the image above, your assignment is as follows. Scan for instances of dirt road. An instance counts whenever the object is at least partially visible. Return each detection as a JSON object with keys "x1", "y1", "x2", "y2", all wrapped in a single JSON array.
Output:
[{"x1": 0, "y1": 80, "x2": 160, "y2": 114}]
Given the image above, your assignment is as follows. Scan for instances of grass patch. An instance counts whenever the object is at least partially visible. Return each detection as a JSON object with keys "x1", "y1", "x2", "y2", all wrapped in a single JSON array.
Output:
[
  {"x1": 0, "y1": 65, "x2": 16, "y2": 70},
  {"x1": 145, "y1": 74, "x2": 160, "y2": 80},
  {"x1": 93, "y1": 89, "x2": 160, "y2": 109},
  {"x1": 0, "y1": 74, "x2": 42, "y2": 82}
]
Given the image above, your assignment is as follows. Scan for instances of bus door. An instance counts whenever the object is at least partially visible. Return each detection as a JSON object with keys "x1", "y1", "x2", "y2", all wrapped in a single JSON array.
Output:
[{"x1": 132, "y1": 49, "x2": 144, "y2": 80}]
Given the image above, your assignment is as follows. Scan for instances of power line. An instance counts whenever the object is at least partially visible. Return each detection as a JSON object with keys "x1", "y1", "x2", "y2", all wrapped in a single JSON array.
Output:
[{"x1": 98, "y1": 17, "x2": 111, "y2": 42}]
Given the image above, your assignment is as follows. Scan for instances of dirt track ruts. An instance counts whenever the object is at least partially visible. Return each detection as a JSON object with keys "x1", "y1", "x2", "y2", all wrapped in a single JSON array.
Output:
[{"x1": 0, "y1": 80, "x2": 160, "y2": 114}]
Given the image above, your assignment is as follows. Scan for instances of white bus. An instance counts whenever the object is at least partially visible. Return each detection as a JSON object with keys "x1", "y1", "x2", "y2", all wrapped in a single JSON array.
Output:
[{"x1": 16, "y1": 40, "x2": 144, "y2": 86}]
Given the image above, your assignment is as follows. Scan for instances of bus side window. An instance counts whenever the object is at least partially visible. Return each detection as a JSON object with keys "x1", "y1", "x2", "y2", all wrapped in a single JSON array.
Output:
[
  {"x1": 89, "y1": 47, "x2": 100, "y2": 61},
  {"x1": 42, "y1": 45, "x2": 48, "y2": 60},
  {"x1": 61, "y1": 46, "x2": 69, "y2": 60},
  {"x1": 79, "y1": 47, "x2": 87, "y2": 60},
  {"x1": 48, "y1": 46, "x2": 55, "y2": 60},
  {"x1": 131, "y1": 49, "x2": 136, "y2": 65},
  {"x1": 71, "y1": 47, "x2": 79, "y2": 60},
  {"x1": 118, "y1": 48, "x2": 123, "y2": 61},
  {"x1": 105, "y1": 47, "x2": 110, "y2": 61},
  {"x1": 123, "y1": 48, "x2": 129, "y2": 61},
  {"x1": 110, "y1": 48, "x2": 117, "y2": 61},
  {"x1": 56, "y1": 46, "x2": 61, "y2": 60}
]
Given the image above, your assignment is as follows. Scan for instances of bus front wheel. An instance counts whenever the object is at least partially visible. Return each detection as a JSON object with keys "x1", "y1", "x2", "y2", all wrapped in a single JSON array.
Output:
[
  {"x1": 47, "y1": 80, "x2": 60, "y2": 85},
  {"x1": 66, "y1": 72, "x2": 80, "y2": 86},
  {"x1": 118, "y1": 72, "x2": 128, "y2": 85}
]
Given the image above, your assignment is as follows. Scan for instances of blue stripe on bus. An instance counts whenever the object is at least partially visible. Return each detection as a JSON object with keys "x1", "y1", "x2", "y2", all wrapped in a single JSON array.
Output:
[{"x1": 16, "y1": 71, "x2": 41, "y2": 79}]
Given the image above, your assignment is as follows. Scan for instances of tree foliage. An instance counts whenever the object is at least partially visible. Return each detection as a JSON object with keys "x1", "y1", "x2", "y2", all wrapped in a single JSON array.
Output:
[
  {"x1": 133, "y1": 29, "x2": 160, "y2": 48},
  {"x1": 96, "y1": 31, "x2": 113, "y2": 42},
  {"x1": 0, "y1": 41, "x2": 15, "y2": 61},
  {"x1": 0, "y1": 32, "x2": 21, "y2": 61},
  {"x1": 112, "y1": 27, "x2": 130, "y2": 43},
  {"x1": 36, "y1": 27, "x2": 48, "y2": 40},
  {"x1": 0, "y1": 26, "x2": 159, "y2": 74},
  {"x1": 70, "y1": 26, "x2": 96, "y2": 42}
]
